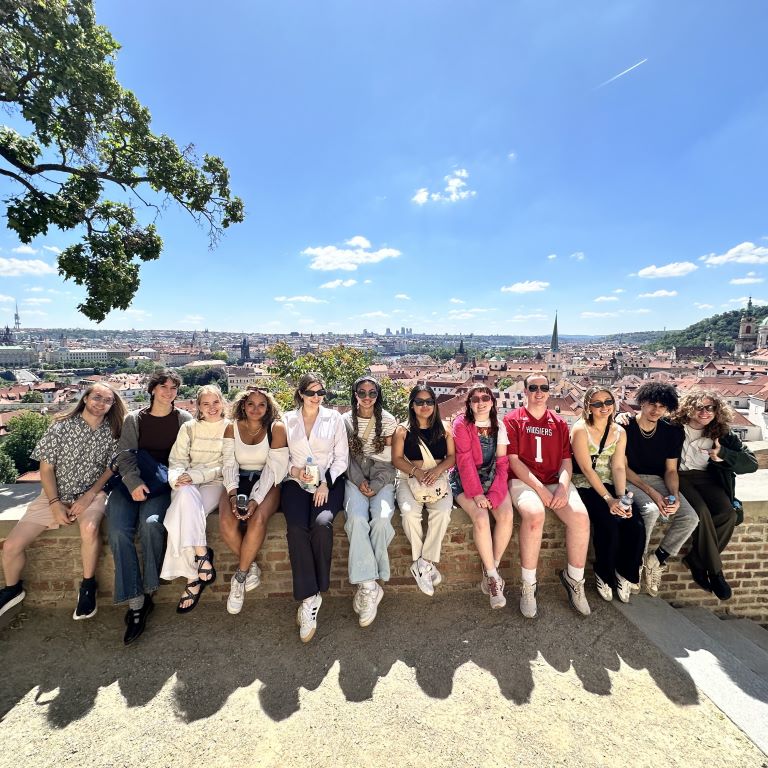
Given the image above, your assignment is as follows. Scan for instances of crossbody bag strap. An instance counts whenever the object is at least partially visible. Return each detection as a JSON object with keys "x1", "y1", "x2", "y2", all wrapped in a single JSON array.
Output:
[{"x1": 591, "y1": 422, "x2": 612, "y2": 469}]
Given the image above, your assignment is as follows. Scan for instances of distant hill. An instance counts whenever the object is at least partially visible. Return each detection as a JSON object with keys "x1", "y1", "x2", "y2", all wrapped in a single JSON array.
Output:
[
  {"x1": 597, "y1": 330, "x2": 668, "y2": 345},
  {"x1": 645, "y1": 306, "x2": 768, "y2": 351}
]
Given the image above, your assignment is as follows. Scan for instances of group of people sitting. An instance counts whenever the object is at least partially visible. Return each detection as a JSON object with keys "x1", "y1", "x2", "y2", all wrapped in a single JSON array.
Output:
[{"x1": 0, "y1": 368, "x2": 755, "y2": 645}]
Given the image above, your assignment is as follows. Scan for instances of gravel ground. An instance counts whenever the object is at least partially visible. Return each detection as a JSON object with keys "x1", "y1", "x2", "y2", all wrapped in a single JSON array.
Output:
[{"x1": 1, "y1": 586, "x2": 765, "y2": 768}]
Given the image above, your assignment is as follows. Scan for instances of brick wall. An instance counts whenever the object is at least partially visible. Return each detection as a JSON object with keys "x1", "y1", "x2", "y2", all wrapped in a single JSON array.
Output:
[{"x1": 3, "y1": 496, "x2": 767, "y2": 624}]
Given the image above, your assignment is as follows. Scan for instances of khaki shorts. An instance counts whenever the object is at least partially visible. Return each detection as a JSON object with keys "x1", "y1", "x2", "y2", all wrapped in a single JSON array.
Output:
[
  {"x1": 21, "y1": 491, "x2": 107, "y2": 530},
  {"x1": 508, "y1": 479, "x2": 585, "y2": 514}
]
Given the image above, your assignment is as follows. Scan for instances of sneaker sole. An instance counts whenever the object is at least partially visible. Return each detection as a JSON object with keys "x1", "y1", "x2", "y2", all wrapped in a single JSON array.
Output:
[
  {"x1": 490, "y1": 598, "x2": 507, "y2": 610},
  {"x1": 358, "y1": 588, "x2": 384, "y2": 628},
  {"x1": 559, "y1": 570, "x2": 591, "y2": 616},
  {"x1": 72, "y1": 605, "x2": 97, "y2": 621},
  {"x1": 0, "y1": 590, "x2": 26, "y2": 617},
  {"x1": 227, "y1": 601, "x2": 244, "y2": 615},
  {"x1": 244, "y1": 581, "x2": 260, "y2": 593}
]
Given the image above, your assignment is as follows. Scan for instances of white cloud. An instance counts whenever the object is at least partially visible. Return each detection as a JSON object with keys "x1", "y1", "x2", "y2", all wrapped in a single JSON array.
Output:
[
  {"x1": 26, "y1": 287, "x2": 44, "y2": 292},
  {"x1": 547, "y1": 253, "x2": 557, "y2": 260},
  {"x1": 581, "y1": 311, "x2": 618, "y2": 318},
  {"x1": 320, "y1": 279, "x2": 357, "y2": 289},
  {"x1": 449, "y1": 298, "x2": 465, "y2": 304},
  {"x1": 501, "y1": 280, "x2": 549, "y2": 293},
  {"x1": 23, "y1": 297, "x2": 52, "y2": 305},
  {"x1": 124, "y1": 308, "x2": 151, "y2": 318},
  {"x1": 359, "y1": 310, "x2": 388, "y2": 319},
  {"x1": 22, "y1": 309, "x2": 47, "y2": 317},
  {"x1": 510, "y1": 313, "x2": 547, "y2": 321},
  {"x1": 636, "y1": 261, "x2": 698, "y2": 278},
  {"x1": 179, "y1": 314, "x2": 204, "y2": 324},
  {"x1": 728, "y1": 296, "x2": 768, "y2": 306},
  {"x1": 274, "y1": 295, "x2": 328, "y2": 304},
  {"x1": 0, "y1": 257, "x2": 57, "y2": 277},
  {"x1": 447, "y1": 307, "x2": 495, "y2": 318},
  {"x1": 594, "y1": 296, "x2": 618, "y2": 303},
  {"x1": 394, "y1": 293, "x2": 411, "y2": 300},
  {"x1": 570, "y1": 251, "x2": 585, "y2": 261},
  {"x1": 623, "y1": 308, "x2": 652, "y2": 315},
  {"x1": 0, "y1": 294, "x2": 13, "y2": 303},
  {"x1": 729, "y1": 271, "x2": 764, "y2": 285},
  {"x1": 700, "y1": 241, "x2": 768, "y2": 266},
  {"x1": 694, "y1": 302, "x2": 714, "y2": 309},
  {"x1": 12, "y1": 245, "x2": 37, "y2": 255},
  {"x1": 42, "y1": 245, "x2": 62, "y2": 255},
  {"x1": 363, "y1": 279, "x2": 372, "y2": 285},
  {"x1": 411, "y1": 168, "x2": 477, "y2": 205},
  {"x1": 507, "y1": 152, "x2": 517, "y2": 161},
  {"x1": 638, "y1": 289, "x2": 678, "y2": 298},
  {"x1": 613, "y1": 288, "x2": 626, "y2": 294},
  {"x1": 302, "y1": 239, "x2": 401, "y2": 271}
]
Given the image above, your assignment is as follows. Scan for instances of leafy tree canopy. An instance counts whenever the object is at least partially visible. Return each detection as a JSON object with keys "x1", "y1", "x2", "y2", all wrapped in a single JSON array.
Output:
[
  {"x1": 0, "y1": 450, "x2": 19, "y2": 483},
  {"x1": 2, "y1": 409, "x2": 50, "y2": 474},
  {"x1": 0, "y1": 0, "x2": 244, "y2": 321},
  {"x1": 21, "y1": 390, "x2": 43, "y2": 402}
]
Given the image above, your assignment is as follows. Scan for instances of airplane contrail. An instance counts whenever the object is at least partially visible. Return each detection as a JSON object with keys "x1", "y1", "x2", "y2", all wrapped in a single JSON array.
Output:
[{"x1": 597, "y1": 58, "x2": 648, "y2": 89}]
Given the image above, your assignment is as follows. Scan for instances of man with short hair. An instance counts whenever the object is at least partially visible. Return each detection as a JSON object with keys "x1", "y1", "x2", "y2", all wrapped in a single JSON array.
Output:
[
  {"x1": 504, "y1": 374, "x2": 592, "y2": 618},
  {"x1": 0, "y1": 383, "x2": 126, "y2": 618},
  {"x1": 623, "y1": 381, "x2": 698, "y2": 597}
]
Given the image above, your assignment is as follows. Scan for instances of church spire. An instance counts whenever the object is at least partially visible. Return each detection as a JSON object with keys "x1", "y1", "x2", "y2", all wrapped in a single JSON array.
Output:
[{"x1": 550, "y1": 312, "x2": 559, "y2": 353}]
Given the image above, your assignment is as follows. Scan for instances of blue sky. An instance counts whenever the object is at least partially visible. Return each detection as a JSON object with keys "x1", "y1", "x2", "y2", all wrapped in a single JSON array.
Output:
[{"x1": 1, "y1": 1, "x2": 768, "y2": 336}]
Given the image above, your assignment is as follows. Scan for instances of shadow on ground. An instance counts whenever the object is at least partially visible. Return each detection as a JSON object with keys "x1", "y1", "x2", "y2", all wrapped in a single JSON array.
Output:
[{"x1": 0, "y1": 586, "x2": 702, "y2": 726}]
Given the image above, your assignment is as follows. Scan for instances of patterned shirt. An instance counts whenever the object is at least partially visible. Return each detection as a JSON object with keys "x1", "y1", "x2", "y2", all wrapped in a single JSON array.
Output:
[{"x1": 31, "y1": 415, "x2": 117, "y2": 503}]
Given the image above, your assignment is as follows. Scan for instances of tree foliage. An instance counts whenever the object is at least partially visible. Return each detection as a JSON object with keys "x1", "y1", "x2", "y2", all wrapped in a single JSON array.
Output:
[
  {"x1": 179, "y1": 365, "x2": 228, "y2": 392},
  {"x1": 0, "y1": 450, "x2": 19, "y2": 483},
  {"x1": 0, "y1": 0, "x2": 244, "y2": 321},
  {"x1": 21, "y1": 390, "x2": 43, "y2": 402},
  {"x1": 2, "y1": 410, "x2": 50, "y2": 474}
]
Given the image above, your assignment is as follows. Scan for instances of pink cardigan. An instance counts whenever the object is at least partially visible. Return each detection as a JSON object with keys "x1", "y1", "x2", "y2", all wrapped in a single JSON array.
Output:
[{"x1": 452, "y1": 413, "x2": 509, "y2": 508}]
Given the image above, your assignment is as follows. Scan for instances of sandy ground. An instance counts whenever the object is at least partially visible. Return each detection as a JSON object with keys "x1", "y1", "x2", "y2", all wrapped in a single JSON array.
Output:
[{"x1": 0, "y1": 586, "x2": 765, "y2": 768}]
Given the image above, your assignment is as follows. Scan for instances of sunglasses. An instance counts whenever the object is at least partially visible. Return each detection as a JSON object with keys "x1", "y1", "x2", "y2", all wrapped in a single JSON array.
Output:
[
  {"x1": 589, "y1": 399, "x2": 615, "y2": 409},
  {"x1": 413, "y1": 398, "x2": 435, "y2": 407},
  {"x1": 695, "y1": 404, "x2": 716, "y2": 413},
  {"x1": 302, "y1": 389, "x2": 326, "y2": 397},
  {"x1": 527, "y1": 384, "x2": 550, "y2": 393},
  {"x1": 470, "y1": 394, "x2": 492, "y2": 404},
  {"x1": 356, "y1": 389, "x2": 378, "y2": 399}
]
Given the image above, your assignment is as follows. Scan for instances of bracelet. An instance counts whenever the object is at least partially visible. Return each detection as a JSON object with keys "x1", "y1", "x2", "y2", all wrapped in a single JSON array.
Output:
[
  {"x1": 228, "y1": 493, "x2": 236, "y2": 499},
  {"x1": 408, "y1": 467, "x2": 416, "y2": 478},
  {"x1": 48, "y1": 497, "x2": 60, "y2": 506}
]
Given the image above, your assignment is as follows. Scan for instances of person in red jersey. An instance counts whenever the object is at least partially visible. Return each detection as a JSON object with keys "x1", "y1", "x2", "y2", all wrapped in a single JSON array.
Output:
[{"x1": 504, "y1": 373, "x2": 591, "y2": 619}]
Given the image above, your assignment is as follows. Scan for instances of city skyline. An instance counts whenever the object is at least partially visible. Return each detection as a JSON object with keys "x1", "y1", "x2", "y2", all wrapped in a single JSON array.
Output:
[{"x1": 1, "y1": 2, "x2": 767, "y2": 335}]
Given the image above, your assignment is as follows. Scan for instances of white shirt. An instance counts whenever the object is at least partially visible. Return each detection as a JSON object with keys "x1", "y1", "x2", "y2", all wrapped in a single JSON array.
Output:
[
  {"x1": 284, "y1": 406, "x2": 349, "y2": 485},
  {"x1": 680, "y1": 424, "x2": 713, "y2": 471}
]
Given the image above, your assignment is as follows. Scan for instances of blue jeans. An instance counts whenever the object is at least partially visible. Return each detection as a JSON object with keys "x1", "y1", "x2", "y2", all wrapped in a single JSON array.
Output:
[
  {"x1": 107, "y1": 491, "x2": 171, "y2": 604},
  {"x1": 344, "y1": 481, "x2": 395, "y2": 584}
]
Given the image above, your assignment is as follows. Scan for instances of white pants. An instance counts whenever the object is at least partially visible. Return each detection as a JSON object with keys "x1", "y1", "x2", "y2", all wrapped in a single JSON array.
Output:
[
  {"x1": 160, "y1": 482, "x2": 223, "y2": 581},
  {"x1": 396, "y1": 479, "x2": 453, "y2": 563}
]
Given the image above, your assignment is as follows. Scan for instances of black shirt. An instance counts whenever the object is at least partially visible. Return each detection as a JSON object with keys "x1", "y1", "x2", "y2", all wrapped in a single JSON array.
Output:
[
  {"x1": 625, "y1": 417, "x2": 684, "y2": 476},
  {"x1": 403, "y1": 427, "x2": 447, "y2": 462}
]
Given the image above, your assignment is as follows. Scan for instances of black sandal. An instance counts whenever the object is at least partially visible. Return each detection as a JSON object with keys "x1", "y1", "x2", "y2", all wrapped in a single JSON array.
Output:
[
  {"x1": 176, "y1": 579, "x2": 206, "y2": 614},
  {"x1": 195, "y1": 546, "x2": 217, "y2": 584}
]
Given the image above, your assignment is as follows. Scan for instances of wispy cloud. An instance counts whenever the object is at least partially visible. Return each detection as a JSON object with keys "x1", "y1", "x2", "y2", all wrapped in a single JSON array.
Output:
[
  {"x1": 12, "y1": 245, "x2": 37, "y2": 255},
  {"x1": 124, "y1": 308, "x2": 152, "y2": 318},
  {"x1": 597, "y1": 58, "x2": 648, "y2": 89},
  {"x1": 320, "y1": 279, "x2": 357, "y2": 289},
  {"x1": 274, "y1": 295, "x2": 328, "y2": 304},
  {"x1": 394, "y1": 293, "x2": 411, "y2": 300},
  {"x1": 0, "y1": 294, "x2": 13, "y2": 303},
  {"x1": 569, "y1": 251, "x2": 585, "y2": 261},
  {"x1": 581, "y1": 311, "x2": 619, "y2": 318},
  {"x1": 728, "y1": 296, "x2": 767, "y2": 307},
  {"x1": 613, "y1": 288, "x2": 626, "y2": 294},
  {"x1": 0, "y1": 257, "x2": 57, "y2": 277},
  {"x1": 501, "y1": 280, "x2": 549, "y2": 293},
  {"x1": 303, "y1": 237, "x2": 400, "y2": 272},
  {"x1": 507, "y1": 152, "x2": 517, "y2": 161},
  {"x1": 636, "y1": 262, "x2": 698, "y2": 279},
  {"x1": 42, "y1": 245, "x2": 61, "y2": 255},
  {"x1": 639, "y1": 289, "x2": 678, "y2": 298},
  {"x1": 729, "y1": 271, "x2": 764, "y2": 285},
  {"x1": 510, "y1": 313, "x2": 547, "y2": 321},
  {"x1": 594, "y1": 296, "x2": 618, "y2": 303},
  {"x1": 412, "y1": 168, "x2": 477, "y2": 205},
  {"x1": 449, "y1": 298, "x2": 465, "y2": 304},
  {"x1": 23, "y1": 297, "x2": 52, "y2": 305},
  {"x1": 359, "y1": 310, "x2": 388, "y2": 319},
  {"x1": 179, "y1": 314, "x2": 204, "y2": 325},
  {"x1": 700, "y1": 242, "x2": 768, "y2": 266},
  {"x1": 547, "y1": 254, "x2": 557, "y2": 261},
  {"x1": 694, "y1": 302, "x2": 714, "y2": 309}
]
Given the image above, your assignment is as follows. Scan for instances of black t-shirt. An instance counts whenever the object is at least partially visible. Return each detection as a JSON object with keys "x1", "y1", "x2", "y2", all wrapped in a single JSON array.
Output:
[
  {"x1": 403, "y1": 427, "x2": 448, "y2": 462},
  {"x1": 138, "y1": 410, "x2": 181, "y2": 465},
  {"x1": 624, "y1": 417, "x2": 684, "y2": 476}
]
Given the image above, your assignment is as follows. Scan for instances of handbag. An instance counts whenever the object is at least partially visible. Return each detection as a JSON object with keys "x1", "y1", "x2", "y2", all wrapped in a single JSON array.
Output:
[
  {"x1": 104, "y1": 448, "x2": 171, "y2": 499},
  {"x1": 405, "y1": 435, "x2": 449, "y2": 504}
]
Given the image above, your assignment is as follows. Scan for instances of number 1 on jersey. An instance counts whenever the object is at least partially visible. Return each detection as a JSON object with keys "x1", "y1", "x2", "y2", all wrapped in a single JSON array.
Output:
[{"x1": 534, "y1": 435, "x2": 543, "y2": 463}]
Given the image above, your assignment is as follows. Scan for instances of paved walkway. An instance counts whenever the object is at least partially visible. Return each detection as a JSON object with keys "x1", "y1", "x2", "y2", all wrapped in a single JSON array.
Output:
[{"x1": 1, "y1": 588, "x2": 765, "y2": 768}]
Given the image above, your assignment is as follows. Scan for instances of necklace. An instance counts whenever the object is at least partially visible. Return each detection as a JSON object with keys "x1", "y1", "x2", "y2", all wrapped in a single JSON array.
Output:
[
  {"x1": 638, "y1": 421, "x2": 657, "y2": 439},
  {"x1": 242, "y1": 421, "x2": 264, "y2": 437}
]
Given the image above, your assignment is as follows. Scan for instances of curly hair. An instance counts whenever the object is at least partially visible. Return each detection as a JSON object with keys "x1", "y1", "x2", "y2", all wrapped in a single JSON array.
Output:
[
  {"x1": 405, "y1": 385, "x2": 445, "y2": 443},
  {"x1": 671, "y1": 389, "x2": 734, "y2": 440},
  {"x1": 229, "y1": 387, "x2": 282, "y2": 434},
  {"x1": 348, "y1": 376, "x2": 387, "y2": 456},
  {"x1": 635, "y1": 381, "x2": 679, "y2": 412},
  {"x1": 582, "y1": 386, "x2": 616, "y2": 426},
  {"x1": 462, "y1": 384, "x2": 498, "y2": 436}
]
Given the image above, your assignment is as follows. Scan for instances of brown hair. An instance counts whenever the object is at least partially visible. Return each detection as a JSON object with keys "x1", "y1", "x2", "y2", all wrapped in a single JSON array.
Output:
[
  {"x1": 58, "y1": 383, "x2": 127, "y2": 439},
  {"x1": 671, "y1": 389, "x2": 734, "y2": 440}
]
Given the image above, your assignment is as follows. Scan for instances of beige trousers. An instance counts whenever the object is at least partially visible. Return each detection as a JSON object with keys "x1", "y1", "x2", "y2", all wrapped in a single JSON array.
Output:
[{"x1": 396, "y1": 479, "x2": 453, "y2": 563}]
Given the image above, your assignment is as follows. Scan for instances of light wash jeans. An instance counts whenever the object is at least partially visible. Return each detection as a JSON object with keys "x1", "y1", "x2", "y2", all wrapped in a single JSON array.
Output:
[
  {"x1": 627, "y1": 474, "x2": 699, "y2": 556},
  {"x1": 107, "y1": 490, "x2": 171, "y2": 604},
  {"x1": 344, "y1": 480, "x2": 395, "y2": 584}
]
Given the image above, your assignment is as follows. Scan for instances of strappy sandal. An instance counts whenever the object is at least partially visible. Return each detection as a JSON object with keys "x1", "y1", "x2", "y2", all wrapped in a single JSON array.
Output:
[
  {"x1": 195, "y1": 546, "x2": 217, "y2": 585},
  {"x1": 176, "y1": 579, "x2": 205, "y2": 614}
]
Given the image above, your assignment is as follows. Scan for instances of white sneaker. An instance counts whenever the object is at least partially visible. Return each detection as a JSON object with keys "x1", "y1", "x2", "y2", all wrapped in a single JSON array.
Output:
[
  {"x1": 595, "y1": 574, "x2": 613, "y2": 602},
  {"x1": 430, "y1": 564, "x2": 442, "y2": 587},
  {"x1": 480, "y1": 567, "x2": 489, "y2": 595},
  {"x1": 297, "y1": 593, "x2": 322, "y2": 643},
  {"x1": 227, "y1": 575, "x2": 246, "y2": 615},
  {"x1": 644, "y1": 553, "x2": 667, "y2": 597},
  {"x1": 487, "y1": 575, "x2": 506, "y2": 609},
  {"x1": 520, "y1": 581, "x2": 538, "y2": 619},
  {"x1": 245, "y1": 562, "x2": 261, "y2": 592},
  {"x1": 615, "y1": 572, "x2": 632, "y2": 603},
  {"x1": 357, "y1": 583, "x2": 384, "y2": 627},
  {"x1": 559, "y1": 570, "x2": 592, "y2": 616},
  {"x1": 410, "y1": 559, "x2": 435, "y2": 596}
]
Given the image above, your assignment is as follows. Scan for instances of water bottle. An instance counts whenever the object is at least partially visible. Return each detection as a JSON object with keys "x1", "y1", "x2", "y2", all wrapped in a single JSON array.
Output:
[
  {"x1": 659, "y1": 494, "x2": 675, "y2": 522},
  {"x1": 619, "y1": 491, "x2": 633, "y2": 513},
  {"x1": 304, "y1": 456, "x2": 319, "y2": 488},
  {"x1": 236, "y1": 493, "x2": 248, "y2": 515}
]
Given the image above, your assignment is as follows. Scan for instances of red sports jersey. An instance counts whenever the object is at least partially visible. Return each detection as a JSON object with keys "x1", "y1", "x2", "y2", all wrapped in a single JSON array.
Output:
[{"x1": 503, "y1": 407, "x2": 571, "y2": 485}]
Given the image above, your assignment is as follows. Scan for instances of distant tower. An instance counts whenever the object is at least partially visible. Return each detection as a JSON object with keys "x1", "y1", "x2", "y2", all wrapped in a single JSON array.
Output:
[
  {"x1": 14, "y1": 301, "x2": 20, "y2": 331},
  {"x1": 546, "y1": 313, "x2": 562, "y2": 382},
  {"x1": 455, "y1": 338, "x2": 468, "y2": 364},
  {"x1": 735, "y1": 297, "x2": 757, "y2": 354},
  {"x1": 191, "y1": 330, "x2": 198, "y2": 349},
  {"x1": 240, "y1": 336, "x2": 250, "y2": 362},
  {"x1": 704, "y1": 333, "x2": 713, "y2": 349}
]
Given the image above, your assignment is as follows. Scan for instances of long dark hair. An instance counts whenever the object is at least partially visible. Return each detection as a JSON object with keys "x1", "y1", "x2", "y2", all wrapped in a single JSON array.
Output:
[
  {"x1": 462, "y1": 384, "x2": 498, "y2": 435},
  {"x1": 349, "y1": 376, "x2": 386, "y2": 456},
  {"x1": 293, "y1": 372, "x2": 324, "y2": 410},
  {"x1": 406, "y1": 385, "x2": 445, "y2": 443},
  {"x1": 59, "y1": 383, "x2": 127, "y2": 439}
]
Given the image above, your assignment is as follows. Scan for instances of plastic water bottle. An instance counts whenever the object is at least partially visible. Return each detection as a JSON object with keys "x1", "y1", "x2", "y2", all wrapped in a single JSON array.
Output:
[
  {"x1": 619, "y1": 491, "x2": 633, "y2": 513},
  {"x1": 659, "y1": 494, "x2": 675, "y2": 522},
  {"x1": 304, "y1": 456, "x2": 319, "y2": 487}
]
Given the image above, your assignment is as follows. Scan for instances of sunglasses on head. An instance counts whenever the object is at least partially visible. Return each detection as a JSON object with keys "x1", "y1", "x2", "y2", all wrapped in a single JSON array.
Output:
[
  {"x1": 589, "y1": 398, "x2": 615, "y2": 409},
  {"x1": 527, "y1": 384, "x2": 549, "y2": 393},
  {"x1": 695, "y1": 404, "x2": 716, "y2": 413},
  {"x1": 356, "y1": 388, "x2": 378, "y2": 399},
  {"x1": 470, "y1": 394, "x2": 492, "y2": 404},
  {"x1": 413, "y1": 397, "x2": 435, "y2": 407},
  {"x1": 302, "y1": 388, "x2": 326, "y2": 397}
]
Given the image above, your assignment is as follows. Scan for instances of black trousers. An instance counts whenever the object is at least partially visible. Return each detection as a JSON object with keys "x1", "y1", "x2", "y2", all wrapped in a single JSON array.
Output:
[
  {"x1": 678, "y1": 470, "x2": 736, "y2": 574},
  {"x1": 281, "y1": 475, "x2": 345, "y2": 601},
  {"x1": 578, "y1": 484, "x2": 646, "y2": 587}
]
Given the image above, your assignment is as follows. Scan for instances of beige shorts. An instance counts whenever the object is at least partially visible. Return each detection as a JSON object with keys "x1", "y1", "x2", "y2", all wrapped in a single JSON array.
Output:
[
  {"x1": 508, "y1": 479, "x2": 585, "y2": 514},
  {"x1": 21, "y1": 491, "x2": 107, "y2": 530}
]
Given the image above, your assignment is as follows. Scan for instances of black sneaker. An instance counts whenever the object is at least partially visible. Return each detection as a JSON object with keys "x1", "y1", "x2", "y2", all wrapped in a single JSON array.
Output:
[
  {"x1": 709, "y1": 572, "x2": 732, "y2": 601},
  {"x1": 682, "y1": 556, "x2": 711, "y2": 594},
  {"x1": 0, "y1": 583, "x2": 25, "y2": 618},
  {"x1": 124, "y1": 594, "x2": 154, "y2": 646},
  {"x1": 73, "y1": 579, "x2": 98, "y2": 620}
]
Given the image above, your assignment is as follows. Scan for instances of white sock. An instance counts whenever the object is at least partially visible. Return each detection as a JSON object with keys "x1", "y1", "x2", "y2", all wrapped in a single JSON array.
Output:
[
  {"x1": 567, "y1": 564, "x2": 585, "y2": 582},
  {"x1": 487, "y1": 568, "x2": 499, "y2": 580},
  {"x1": 494, "y1": 559, "x2": 500, "y2": 569},
  {"x1": 521, "y1": 567, "x2": 537, "y2": 585},
  {"x1": 362, "y1": 580, "x2": 376, "y2": 590}
]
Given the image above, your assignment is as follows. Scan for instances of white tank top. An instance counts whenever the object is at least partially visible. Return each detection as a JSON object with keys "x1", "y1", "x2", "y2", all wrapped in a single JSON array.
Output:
[{"x1": 234, "y1": 421, "x2": 269, "y2": 471}]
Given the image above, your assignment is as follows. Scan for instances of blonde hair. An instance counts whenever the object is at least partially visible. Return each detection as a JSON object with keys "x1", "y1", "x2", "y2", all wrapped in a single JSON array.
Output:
[{"x1": 195, "y1": 384, "x2": 227, "y2": 421}]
